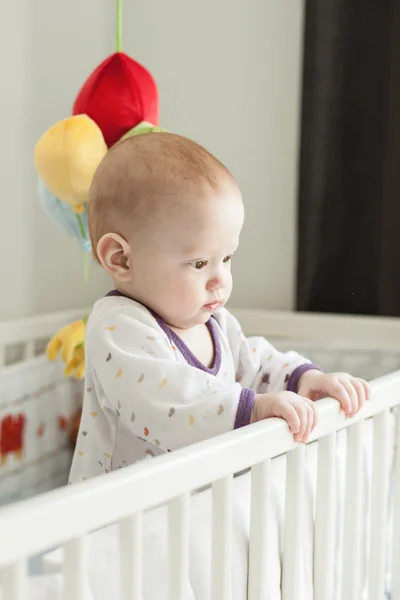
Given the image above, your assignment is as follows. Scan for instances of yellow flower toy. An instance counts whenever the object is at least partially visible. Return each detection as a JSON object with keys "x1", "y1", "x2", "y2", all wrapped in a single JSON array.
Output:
[{"x1": 46, "y1": 320, "x2": 86, "y2": 379}]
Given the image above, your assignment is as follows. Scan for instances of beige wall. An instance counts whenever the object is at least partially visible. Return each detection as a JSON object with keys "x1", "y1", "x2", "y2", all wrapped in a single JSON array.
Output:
[{"x1": 0, "y1": 0, "x2": 304, "y2": 319}]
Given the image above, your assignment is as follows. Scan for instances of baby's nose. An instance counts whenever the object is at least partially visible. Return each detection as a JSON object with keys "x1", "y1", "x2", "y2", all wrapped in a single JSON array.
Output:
[{"x1": 206, "y1": 277, "x2": 224, "y2": 292}]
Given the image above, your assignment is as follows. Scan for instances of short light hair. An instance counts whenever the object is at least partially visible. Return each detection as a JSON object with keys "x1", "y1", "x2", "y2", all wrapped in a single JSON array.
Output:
[{"x1": 87, "y1": 132, "x2": 236, "y2": 260}]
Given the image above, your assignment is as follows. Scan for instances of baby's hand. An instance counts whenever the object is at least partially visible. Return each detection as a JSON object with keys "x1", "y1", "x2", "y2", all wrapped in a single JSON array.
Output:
[
  {"x1": 298, "y1": 370, "x2": 370, "y2": 417},
  {"x1": 251, "y1": 391, "x2": 317, "y2": 443}
]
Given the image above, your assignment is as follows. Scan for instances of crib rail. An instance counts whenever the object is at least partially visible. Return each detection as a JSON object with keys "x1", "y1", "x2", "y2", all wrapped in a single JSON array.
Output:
[
  {"x1": 0, "y1": 371, "x2": 399, "y2": 599},
  {"x1": 0, "y1": 309, "x2": 84, "y2": 368},
  {"x1": 1, "y1": 307, "x2": 400, "y2": 370}
]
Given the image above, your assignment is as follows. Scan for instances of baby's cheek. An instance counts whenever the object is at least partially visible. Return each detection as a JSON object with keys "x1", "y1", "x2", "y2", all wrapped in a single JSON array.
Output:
[{"x1": 223, "y1": 272, "x2": 233, "y2": 297}]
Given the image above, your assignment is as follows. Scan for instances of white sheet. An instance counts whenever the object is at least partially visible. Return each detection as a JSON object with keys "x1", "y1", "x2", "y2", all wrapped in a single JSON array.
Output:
[{"x1": 42, "y1": 415, "x2": 395, "y2": 599}]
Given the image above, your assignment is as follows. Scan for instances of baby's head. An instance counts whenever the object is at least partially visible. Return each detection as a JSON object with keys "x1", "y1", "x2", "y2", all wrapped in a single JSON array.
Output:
[{"x1": 88, "y1": 132, "x2": 244, "y2": 329}]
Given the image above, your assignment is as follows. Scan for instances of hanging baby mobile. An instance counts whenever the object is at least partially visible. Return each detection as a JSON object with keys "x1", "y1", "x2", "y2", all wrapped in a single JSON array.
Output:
[{"x1": 34, "y1": 0, "x2": 166, "y2": 389}]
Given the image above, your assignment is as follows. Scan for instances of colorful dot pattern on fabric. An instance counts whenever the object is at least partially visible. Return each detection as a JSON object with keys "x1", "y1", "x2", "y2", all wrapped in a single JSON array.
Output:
[
  {"x1": 137, "y1": 374, "x2": 144, "y2": 383},
  {"x1": 262, "y1": 372, "x2": 271, "y2": 385},
  {"x1": 168, "y1": 407, "x2": 175, "y2": 417},
  {"x1": 105, "y1": 326, "x2": 116, "y2": 332},
  {"x1": 106, "y1": 353, "x2": 112, "y2": 362},
  {"x1": 116, "y1": 369, "x2": 122, "y2": 378},
  {"x1": 144, "y1": 427, "x2": 150, "y2": 436},
  {"x1": 189, "y1": 415, "x2": 195, "y2": 425},
  {"x1": 91, "y1": 411, "x2": 98, "y2": 417},
  {"x1": 158, "y1": 378, "x2": 167, "y2": 389}
]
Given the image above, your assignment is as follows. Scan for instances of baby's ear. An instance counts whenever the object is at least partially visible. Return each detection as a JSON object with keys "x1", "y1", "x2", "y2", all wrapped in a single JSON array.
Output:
[{"x1": 97, "y1": 233, "x2": 132, "y2": 282}]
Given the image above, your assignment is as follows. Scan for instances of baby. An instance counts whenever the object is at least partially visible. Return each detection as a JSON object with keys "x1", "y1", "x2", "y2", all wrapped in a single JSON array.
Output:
[{"x1": 69, "y1": 132, "x2": 370, "y2": 483}]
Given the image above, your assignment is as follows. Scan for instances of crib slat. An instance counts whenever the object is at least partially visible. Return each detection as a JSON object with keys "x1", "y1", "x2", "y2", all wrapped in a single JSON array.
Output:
[
  {"x1": 0, "y1": 345, "x2": 5, "y2": 368},
  {"x1": 168, "y1": 492, "x2": 190, "y2": 600},
  {"x1": 2, "y1": 560, "x2": 28, "y2": 600},
  {"x1": 119, "y1": 513, "x2": 143, "y2": 600},
  {"x1": 282, "y1": 445, "x2": 305, "y2": 600},
  {"x1": 23, "y1": 340, "x2": 35, "y2": 360},
  {"x1": 212, "y1": 475, "x2": 233, "y2": 600},
  {"x1": 341, "y1": 420, "x2": 364, "y2": 600},
  {"x1": 368, "y1": 410, "x2": 391, "y2": 599},
  {"x1": 314, "y1": 432, "x2": 336, "y2": 600},
  {"x1": 248, "y1": 458, "x2": 271, "y2": 600},
  {"x1": 392, "y1": 408, "x2": 400, "y2": 600},
  {"x1": 63, "y1": 536, "x2": 87, "y2": 600}
]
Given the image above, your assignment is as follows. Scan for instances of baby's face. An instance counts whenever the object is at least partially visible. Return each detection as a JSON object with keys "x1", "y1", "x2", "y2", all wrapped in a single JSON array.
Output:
[{"x1": 126, "y1": 185, "x2": 244, "y2": 329}]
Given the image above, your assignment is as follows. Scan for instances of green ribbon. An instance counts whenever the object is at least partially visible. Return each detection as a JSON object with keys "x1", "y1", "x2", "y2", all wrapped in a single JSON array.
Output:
[{"x1": 116, "y1": 0, "x2": 123, "y2": 52}]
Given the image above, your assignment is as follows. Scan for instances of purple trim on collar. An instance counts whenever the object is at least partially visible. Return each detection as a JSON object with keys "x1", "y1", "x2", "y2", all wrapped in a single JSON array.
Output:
[
  {"x1": 105, "y1": 289, "x2": 221, "y2": 375},
  {"x1": 234, "y1": 388, "x2": 256, "y2": 429},
  {"x1": 106, "y1": 290, "x2": 126, "y2": 297},
  {"x1": 153, "y1": 313, "x2": 221, "y2": 375},
  {"x1": 287, "y1": 363, "x2": 322, "y2": 393}
]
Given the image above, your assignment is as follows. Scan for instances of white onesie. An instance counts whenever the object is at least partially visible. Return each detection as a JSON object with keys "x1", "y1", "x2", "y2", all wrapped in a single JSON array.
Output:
[{"x1": 69, "y1": 291, "x2": 318, "y2": 483}]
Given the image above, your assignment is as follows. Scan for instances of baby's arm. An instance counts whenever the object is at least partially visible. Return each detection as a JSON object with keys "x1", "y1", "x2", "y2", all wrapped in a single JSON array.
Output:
[
  {"x1": 219, "y1": 309, "x2": 320, "y2": 395},
  {"x1": 220, "y1": 310, "x2": 369, "y2": 426},
  {"x1": 87, "y1": 305, "x2": 256, "y2": 452}
]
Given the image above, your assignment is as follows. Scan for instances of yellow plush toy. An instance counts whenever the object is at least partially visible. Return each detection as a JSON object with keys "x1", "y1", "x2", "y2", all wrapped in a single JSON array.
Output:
[
  {"x1": 34, "y1": 115, "x2": 107, "y2": 214},
  {"x1": 46, "y1": 319, "x2": 86, "y2": 379}
]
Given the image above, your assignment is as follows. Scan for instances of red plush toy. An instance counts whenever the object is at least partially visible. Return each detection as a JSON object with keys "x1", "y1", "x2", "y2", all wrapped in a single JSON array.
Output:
[{"x1": 73, "y1": 52, "x2": 159, "y2": 148}]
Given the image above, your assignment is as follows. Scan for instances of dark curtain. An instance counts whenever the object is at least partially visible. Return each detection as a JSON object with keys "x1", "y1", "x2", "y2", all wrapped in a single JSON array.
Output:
[{"x1": 296, "y1": 1, "x2": 400, "y2": 316}]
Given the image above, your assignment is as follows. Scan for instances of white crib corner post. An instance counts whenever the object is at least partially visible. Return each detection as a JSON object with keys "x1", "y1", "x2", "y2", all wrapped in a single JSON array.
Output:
[{"x1": 282, "y1": 444, "x2": 305, "y2": 600}]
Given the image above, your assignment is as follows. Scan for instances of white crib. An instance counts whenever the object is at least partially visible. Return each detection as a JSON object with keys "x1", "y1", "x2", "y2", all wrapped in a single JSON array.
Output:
[{"x1": 0, "y1": 307, "x2": 399, "y2": 600}]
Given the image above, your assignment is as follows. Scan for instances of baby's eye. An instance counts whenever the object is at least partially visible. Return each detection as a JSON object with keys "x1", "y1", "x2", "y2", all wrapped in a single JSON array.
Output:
[
  {"x1": 191, "y1": 259, "x2": 209, "y2": 270},
  {"x1": 223, "y1": 255, "x2": 233, "y2": 263}
]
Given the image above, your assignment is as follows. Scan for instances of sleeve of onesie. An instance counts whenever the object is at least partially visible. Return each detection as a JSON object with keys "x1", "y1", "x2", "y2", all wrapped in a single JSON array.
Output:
[
  {"x1": 87, "y1": 305, "x2": 256, "y2": 452},
  {"x1": 218, "y1": 309, "x2": 322, "y2": 396}
]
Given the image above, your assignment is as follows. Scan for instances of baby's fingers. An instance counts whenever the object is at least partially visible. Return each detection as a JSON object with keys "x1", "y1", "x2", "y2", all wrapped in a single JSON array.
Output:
[
  {"x1": 293, "y1": 403, "x2": 308, "y2": 443},
  {"x1": 358, "y1": 378, "x2": 371, "y2": 401},
  {"x1": 305, "y1": 398, "x2": 318, "y2": 436},
  {"x1": 276, "y1": 402, "x2": 301, "y2": 436},
  {"x1": 351, "y1": 378, "x2": 366, "y2": 412},
  {"x1": 329, "y1": 382, "x2": 352, "y2": 415},
  {"x1": 340, "y1": 379, "x2": 360, "y2": 416},
  {"x1": 297, "y1": 400, "x2": 316, "y2": 443}
]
